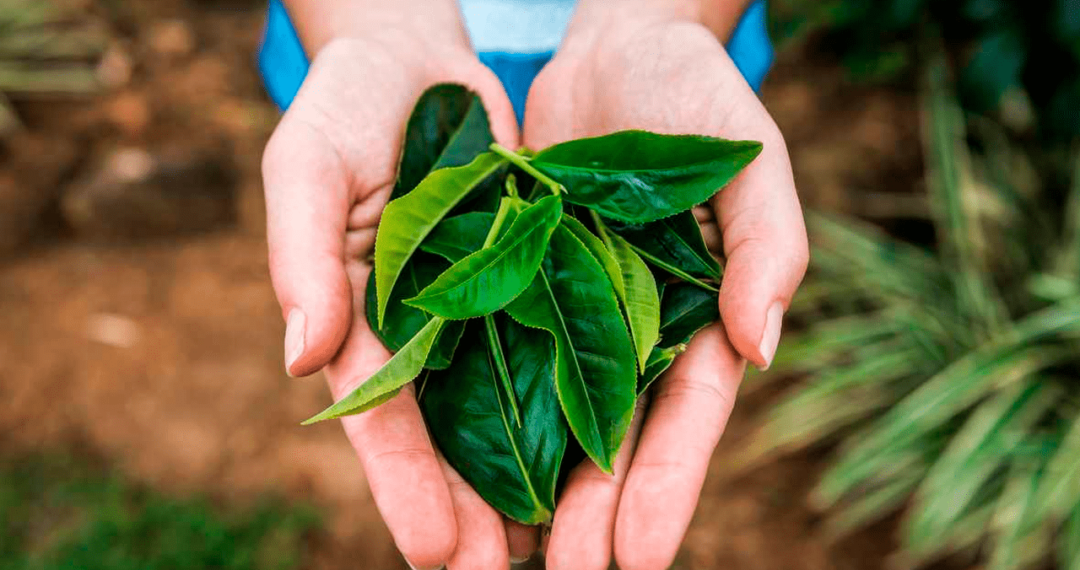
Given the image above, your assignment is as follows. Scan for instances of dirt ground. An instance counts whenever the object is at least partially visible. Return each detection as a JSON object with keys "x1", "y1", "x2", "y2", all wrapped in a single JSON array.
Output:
[{"x1": 0, "y1": 2, "x2": 940, "y2": 569}]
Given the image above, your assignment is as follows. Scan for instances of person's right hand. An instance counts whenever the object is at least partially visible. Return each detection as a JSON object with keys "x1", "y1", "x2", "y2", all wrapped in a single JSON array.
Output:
[{"x1": 260, "y1": 9, "x2": 526, "y2": 568}]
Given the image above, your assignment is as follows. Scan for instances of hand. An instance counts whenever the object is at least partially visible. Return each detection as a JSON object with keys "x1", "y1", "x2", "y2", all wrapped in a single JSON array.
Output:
[
  {"x1": 261, "y1": 8, "x2": 535, "y2": 567},
  {"x1": 522, "y1": 3, "x2": 809, "y2": 569}
]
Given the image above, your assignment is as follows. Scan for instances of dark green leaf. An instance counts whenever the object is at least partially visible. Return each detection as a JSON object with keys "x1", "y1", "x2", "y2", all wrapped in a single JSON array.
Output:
[
  {"x1": 394, "y1": 84, "x2": 497, "y2": 199},
  {"x1": 406, "y1": 196, "x2": 562, "y2": 319},
  {"x1": 303, "y1": 317, "x2": 444, "y2": 424},
  {"x1": 505, "y1": 223, "x2": 637, "y2": 472},
  {"x1": 420, "y1": 212, "x2": 492, "y2": 262},
  {"x1": 364, "y1": 254, "x2": 461, "y2": 369},
  {"x1": 657, "y1": 282, "x2": 719, "y2": 348},
  {"x1": 375, "y1": 152, "x2": 507, "y2": 327},
  {"x1": 422, "y1": 319, "x2": 567, "y2": 524},
  {"x1": 531, "y1": 130, "x2": 762, "y2": 223},
  {"x1": 604, "y1": 211, "x2": 721, "y2": 279}
]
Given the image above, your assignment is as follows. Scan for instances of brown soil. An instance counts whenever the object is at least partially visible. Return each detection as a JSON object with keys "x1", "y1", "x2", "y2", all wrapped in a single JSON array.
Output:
[{"x1": 0, "y1": 3, "x2": 936, "y2": 569}]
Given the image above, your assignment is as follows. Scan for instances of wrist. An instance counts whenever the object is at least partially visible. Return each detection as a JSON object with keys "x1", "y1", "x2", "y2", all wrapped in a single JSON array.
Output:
[
  {"x1": 564, "y1": 0, "x2": 753, "y2": 44},
  {"x1": 283, "y1": 0, "x2": 472, "y2": 58}
]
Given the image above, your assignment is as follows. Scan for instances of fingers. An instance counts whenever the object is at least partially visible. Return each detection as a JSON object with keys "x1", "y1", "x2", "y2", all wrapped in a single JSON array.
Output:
[
  {"x1": 710, "y1": 85, "x2": 808, "y2": 369},
  {"x1": 262, "y1": 99, "x2": 354, "y2": 377},
  {"x1": 328, "y1": 263, "x2": 457, "y2": 569},
  {"x1": 439, "y1": 458, "x2": 511, "y2": 570},
  {"x1": 505, "y1": 520, "x2": 540, "y2": 564},
  {"x1": 614, "y1": 324, "x2": 745, "y2": 570},
  {"x1": 546, "y1": 400, "x2": 647, "y2": 570}
]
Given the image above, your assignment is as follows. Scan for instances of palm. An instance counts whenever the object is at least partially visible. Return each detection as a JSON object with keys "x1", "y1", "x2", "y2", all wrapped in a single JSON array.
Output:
[{"x1": 523, "y1": 21, "x2": 806, "y2": 570}]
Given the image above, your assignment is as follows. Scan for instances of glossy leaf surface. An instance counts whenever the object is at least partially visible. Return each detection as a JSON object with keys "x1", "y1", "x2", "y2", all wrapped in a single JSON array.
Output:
[
  {"x1": 375, "y1": 152, "x2": 507, "y2": 326},
  {"x1": 420, "y1": 212, "x2": 492, "y2": 263},
  {"x1": 532, "y1": 130, "x2": 762, "y2": 223},
  {"x1": 422, "y1": 319, "x2": 567, "y2": 524},
  {"x1": 605, "y1": 210, "x2": 722, "y2": 279},
  {"x1": 505, "y1": 224, "x2": 637, "y2": 472},
  {"x1": 304, "y1": 317, "x2": 444, "y2": 424},
  {"x1": 608, "y1": 231, "x2": 661, "y2": 370},
  {"x1": 560, "y1": 215, "x2": 626, "y2": 300},
  {"x1": 406, "y1": 196, "x2": 562, "y2": 319},
  {"x1": 658, "y1": 282, "x2": 720, "y2": 347}
]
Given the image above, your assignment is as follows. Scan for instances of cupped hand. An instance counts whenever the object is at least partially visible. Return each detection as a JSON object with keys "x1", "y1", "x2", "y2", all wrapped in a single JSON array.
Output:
[
  {"x1": 523, "y1": 10, "x2": 809, "y2": 570},
  {"x1": 260, "y1": 28, "x2": 532, "y2": 569}
]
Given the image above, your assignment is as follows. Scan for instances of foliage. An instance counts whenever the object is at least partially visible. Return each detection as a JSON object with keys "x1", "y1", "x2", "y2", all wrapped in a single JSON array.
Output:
[
  {"x1": 0, "y1": 0, "x2": 105, "y2": 135},
  {"x1": 0, "y1": 453, "x2": 319, "y2": 570},
  {"x1": 750, "y1": 56, "x2": 1080, "y2": 569},
  {"x1": 768, "y1": 0, "x2": 1080, "y2": 138},
  {"x1": 305, "y1": 84, "x2": 756, "y2": 524}
]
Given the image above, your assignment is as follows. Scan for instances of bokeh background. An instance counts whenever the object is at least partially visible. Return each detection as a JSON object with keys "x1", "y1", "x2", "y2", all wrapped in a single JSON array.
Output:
[{"x1": 2, "y1": 0, "x2": 1077, "y2": 568}]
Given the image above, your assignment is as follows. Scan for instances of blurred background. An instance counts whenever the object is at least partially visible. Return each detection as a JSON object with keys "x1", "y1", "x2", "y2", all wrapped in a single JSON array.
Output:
[{"x1": 1, "y1": 0, "x2": 1077, "y2": 568}]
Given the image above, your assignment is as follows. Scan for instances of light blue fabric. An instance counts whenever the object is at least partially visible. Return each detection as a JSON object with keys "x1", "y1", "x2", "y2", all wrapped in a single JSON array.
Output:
[{"x1": 259, "y1": 0, "x2": 773, "y2": 117}]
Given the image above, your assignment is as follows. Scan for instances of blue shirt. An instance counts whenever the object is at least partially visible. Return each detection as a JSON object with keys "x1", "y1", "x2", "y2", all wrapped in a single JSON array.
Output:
[{"x1": 258, "y1": 0, "x2": 772, "y2": 120}]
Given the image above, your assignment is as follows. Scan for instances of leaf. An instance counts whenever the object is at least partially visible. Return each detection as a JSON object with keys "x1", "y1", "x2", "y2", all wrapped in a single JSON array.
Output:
[
  {"x1": 657, "y1": 282, "x2": 719, "y2": 348},
  {"x1": 485, "y1": 314, "x2": 522, "y2": 427},
  {"x1": 364, "y1": 254, "x2": 462, "y2": 369},
  {"x1": 638, "y1": 344, "x2": 686, "y2": 395},
  {"x1": 560, "y1": 215, "x2": 626, "y2": 301},
  {"x1": 420, "y1": 212, "x2": 492, "y2": 263},
  {"x1": 394, "y1": 84, "x2": 497, "y2": 199},
  {"x1": 531, "y1": 130, "x2": 762, "y2": 223},
  {"x1": 303, "y1": 318, "x2": 444, "y2": 423},
  {"x1": 604, "y1": 211, "x2": 721, "y2": 279},
  {"x1": 505, "y1": 223, "x2": 637, "y2": 472},
  {"x1": 422, "y1": 318, "x2": 567, "y2": 524},
  {"x1": 606, "y1": 232, "x2": 661, "y2": 370},
  {"x1": 406, "y1": 195, "x2": 562, "y2": 319},
  {"x1": 375, "y1": 152, "x2": 507, "y2": 327}
]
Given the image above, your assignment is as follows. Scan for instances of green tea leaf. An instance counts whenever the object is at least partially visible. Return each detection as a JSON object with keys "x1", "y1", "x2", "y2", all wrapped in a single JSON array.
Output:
[
  {"x1": 638, "y1": 343, "x2": 686, "y2": 395},
  {"x1": 485, "y1": 313, "x2": 522, "y2": 427},
  {"x1": 604, "y1": 211, "x2": 722, "y2": 279},
  {"x1": 406, "y1": 195, "x2": 562, "y2": 319},
  {"x1": 560, "y1": 215, "x2": 626, "y2": 301},
  {"x1": 303, "y1": 317, "x2": 445, "y2": 424},
  {"x1": 422, "y1": 318, "x2": 567, "y2": 524},
  {"x1": 420, "y1": 212, "x2": 492, "y2": 263},
  {"x1": 394, "y1": 84, "x2": 497, "y2": 199},
  {"x1": 531, "y1": 130, "x2": 762, "y2": 223},
  {"x1": 364, "y1": 254, "x2": 462, "y2": 369},
  {"x1": 607, "y1": 232, "x2": 661, "y2": 370},
  {"x1": 657, "y1": 282, "x2": 719, "y2": 348},
  {"x1": 505, "y1": 224, "x2": 637, "y2": 472},
  {"x1": 375, "y1": 152, "x2": 507, "y2": 327}
]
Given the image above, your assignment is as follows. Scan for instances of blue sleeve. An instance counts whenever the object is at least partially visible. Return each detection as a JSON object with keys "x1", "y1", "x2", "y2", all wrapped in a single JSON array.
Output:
[{"x1": 258, "y1": 0, "x2": 773, "y2": 117}]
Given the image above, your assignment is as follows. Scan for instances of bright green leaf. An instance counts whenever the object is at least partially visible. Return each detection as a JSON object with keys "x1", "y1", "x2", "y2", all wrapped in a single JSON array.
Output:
[
  {"x1": 607, "y1": 231, "x2": 661, "y2": 370},
  {"x1": 406, "y1": 195, "x2": 562, "y2": 319}
]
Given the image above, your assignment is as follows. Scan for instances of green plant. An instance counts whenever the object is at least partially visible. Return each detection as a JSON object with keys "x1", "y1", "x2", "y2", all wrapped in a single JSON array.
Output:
[
  {"x1": 0, "y1": 0, "x2": 104, "y2": 134},
  {"x1": 0, "y1": 453, "x2": 319, "y2": 570},
  {"x1": 769, "y1": 0, "x2": 1080, "y2": 138},
  {"x1": 748, "y1": 55, "x2": 1080, "y2": 569},
  {"x1": 303, "y1": 84, "x2": 752, "y2": 524}
]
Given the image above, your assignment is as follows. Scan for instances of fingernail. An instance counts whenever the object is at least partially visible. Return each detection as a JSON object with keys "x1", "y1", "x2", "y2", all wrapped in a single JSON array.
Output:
[
  {"x1": 758, "y1": 301, "x2": 784, "y2": 370},
  {"x1": 284, "y1": 308, "x2": 306, "y2": 374}
]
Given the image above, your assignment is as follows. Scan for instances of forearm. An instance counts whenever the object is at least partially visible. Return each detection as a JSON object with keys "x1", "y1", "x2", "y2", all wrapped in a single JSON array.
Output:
[
  {"x1": 567, "y1": 0, "x2": 755, "y2": 41},
  {"x1": 282, "y1": 0, "x2": 471, "y2": 56}
]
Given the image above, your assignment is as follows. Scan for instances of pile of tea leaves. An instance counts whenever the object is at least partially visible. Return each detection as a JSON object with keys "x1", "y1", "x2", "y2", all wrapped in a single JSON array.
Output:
[{"x1": 303, "y1": 84, "x2": 761, "y2": 523}]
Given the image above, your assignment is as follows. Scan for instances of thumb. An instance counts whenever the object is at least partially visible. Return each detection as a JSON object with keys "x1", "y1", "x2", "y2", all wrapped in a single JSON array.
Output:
[
  {"x1": 262, "y1": 112, "x2": 353, "y2": 377},
  {"x1": 714, "y1": 114, "x2": 808, "y2": 370}
]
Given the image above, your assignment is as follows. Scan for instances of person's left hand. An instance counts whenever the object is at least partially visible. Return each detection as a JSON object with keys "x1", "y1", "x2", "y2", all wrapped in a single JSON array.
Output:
[{"x1": 521, "y1": 4, "x2": 808, "y2": 569}]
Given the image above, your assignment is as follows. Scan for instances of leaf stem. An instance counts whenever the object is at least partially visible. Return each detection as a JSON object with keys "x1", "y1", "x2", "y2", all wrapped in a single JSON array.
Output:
[
  {"x1": 589, "y1": 210, "x2": 617, "y2": 250},
  {"x1": 485, "y1": 315, "x2": 523, "y2": 427},
  {"x1": 631, "y1": 243, "x2": 720, "y2": 293},
  {"x1": 505, "y1": 174, "x2": 519, "y2": 200},
  {"x1": 483, "y1": 198, "x2": 513, "y2": 248},
  {"x1": 489, "y1": 143, "x2": 563, "y2": 196}
]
